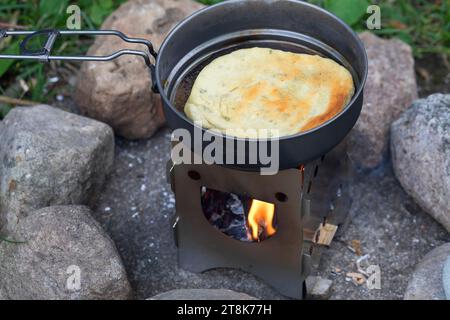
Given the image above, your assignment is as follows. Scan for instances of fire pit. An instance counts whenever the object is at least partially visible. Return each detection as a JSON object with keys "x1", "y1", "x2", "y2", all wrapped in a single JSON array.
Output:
[{"x1": 0, "y1": 0, "x2": 367, "y2": 300}]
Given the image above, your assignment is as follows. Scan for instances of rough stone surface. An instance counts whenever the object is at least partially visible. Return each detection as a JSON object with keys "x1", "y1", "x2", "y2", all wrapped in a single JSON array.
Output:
[
  {"x1": 74, "y1": 0, "x2": 204, "y2": 139},
  {"x1": 0, "y1": 206, "x2": 132, "y2": 300},
  {"x1": 92, "y1": 128, "x2": 450, "y2": 300},
  {"x1": 443, "y1": 255, "x2": 450, "y2": 299},
  {"x1": 0, "y1": 105, "x2": 114, "y2": 234},
  {"x1": 347, "y1": 32, "x2": 418, "y2": 169},
  {"x1": 150, "y1": 289, "x2": 257, "y2": 300},
  {"x1": 306, "y1": 276, "x2": 333, "y2": 300},
  {"x1": 404, "y1": 243, "x2": 450, "y2": 300},
  {"x1": 391, "y1": 94, "x2": 450, "y2": 232}
]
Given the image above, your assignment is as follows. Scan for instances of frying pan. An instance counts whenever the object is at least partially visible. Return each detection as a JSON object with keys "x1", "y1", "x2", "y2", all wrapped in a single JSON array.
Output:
[{"x1": 0, "y1": 0, "x2": 368, "y2": 171}]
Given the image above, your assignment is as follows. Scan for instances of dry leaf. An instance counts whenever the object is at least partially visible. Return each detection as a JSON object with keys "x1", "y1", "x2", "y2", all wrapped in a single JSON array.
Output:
[
  {"x1": 346, "y1": 272, "x2": 366, "y2": 286},
  {"x1": 350, "y1": 239, "x2": 363, "y2": 256}
]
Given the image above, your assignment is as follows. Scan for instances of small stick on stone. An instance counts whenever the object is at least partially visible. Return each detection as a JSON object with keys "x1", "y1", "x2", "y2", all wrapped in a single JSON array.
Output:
[{"x1": 0, "y1": 95, "x2": 37, "y2": 106}]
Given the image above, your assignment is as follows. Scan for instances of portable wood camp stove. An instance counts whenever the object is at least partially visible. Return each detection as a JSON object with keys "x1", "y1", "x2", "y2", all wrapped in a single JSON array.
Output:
[{"x1": 167, "y1": 142, "x2": 351, "y2": 299}]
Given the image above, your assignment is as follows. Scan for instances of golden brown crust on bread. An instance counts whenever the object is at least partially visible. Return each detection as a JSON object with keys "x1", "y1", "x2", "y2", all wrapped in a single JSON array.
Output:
[{"x1": 184, "y1": 47, "x2": 355, "y2": 138}]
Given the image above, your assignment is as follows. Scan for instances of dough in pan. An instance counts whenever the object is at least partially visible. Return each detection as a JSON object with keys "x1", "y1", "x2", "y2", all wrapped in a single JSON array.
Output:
[{"x1": 184, "y1": 47, "x2": 355, "y2": 138}]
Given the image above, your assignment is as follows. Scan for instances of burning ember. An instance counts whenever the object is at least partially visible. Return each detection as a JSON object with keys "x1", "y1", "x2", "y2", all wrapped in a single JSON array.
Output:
[
  {"x1": 247, "y1": 199, "x2": 276, "y2": 241},
  {"x1": 201, "y1": 188, "x2": 277, "y2": 242}
]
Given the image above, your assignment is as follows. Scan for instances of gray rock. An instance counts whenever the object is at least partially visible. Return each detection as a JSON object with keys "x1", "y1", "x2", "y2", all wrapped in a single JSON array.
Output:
[
  {"x1": 391, "y1": 94, "x2": 450, "y2": 232},
  {"x1": 150, "y1": 289, "x2": 257, "y2": 300},
  {"x1": 0, "y1": 205, "x2": 132, "y2": 300},
  {"x1": 306, "y1": 276, "x2": 333, "y2": 300},
  {"x1": 404, "y1": 243, "x2": 450, "y2": 300},
  {"x1": 347, "y1": 32, "x2": 418, "y2": 169},
  {"x1": 0, "y1": 105, "x2": 114, "y2": 234},
  {"x1": 74, "y1": 0, "x2": 204, "y2": 139},
  {"x1": 443, "y1": 255, "x2": 450, "y2": 299}
]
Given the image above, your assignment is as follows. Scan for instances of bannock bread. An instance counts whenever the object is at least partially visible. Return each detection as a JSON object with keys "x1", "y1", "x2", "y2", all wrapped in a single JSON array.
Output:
[{"x1": 184, "y1": 47, "x2": 355, "y2": 138}]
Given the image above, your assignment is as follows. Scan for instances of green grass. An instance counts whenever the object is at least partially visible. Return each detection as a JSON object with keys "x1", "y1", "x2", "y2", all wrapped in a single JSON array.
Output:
[
  {"x1": 0, "y1": 0, "x2": 128, "y2": 117},
  {"x1": 375, "y1": 0, "x2": 449, "y2": 56},
  {"x1": 200, "y1": 0, "x2": 449, "y2": 57},
  {"x1": 0, "y1": 0, "x2": 448, "y2": 118}
]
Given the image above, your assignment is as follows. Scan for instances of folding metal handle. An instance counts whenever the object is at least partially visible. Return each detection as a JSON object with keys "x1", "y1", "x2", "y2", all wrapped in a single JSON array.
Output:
[
  {"x1": 0, "y1": 29, "x2": 159, "y2": 92},
  {"x1": 19, "y1": 29, "x2": 59, "y2": 56}
]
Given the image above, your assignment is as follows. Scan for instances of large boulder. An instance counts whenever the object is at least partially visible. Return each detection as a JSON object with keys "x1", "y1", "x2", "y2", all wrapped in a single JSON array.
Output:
[
  {"x1": 0, "y1": 105, "x2": 114, "y2": 234},
  {"x1": 74, "y1": 0, "x2": 205, "y2": 139},
  {"x1": 391, "y1": 94, "x2": 450, "y2": 232},
  {"x1": 0, "y1": 206, "x2": 132, "y2": 300},
  {"x1": 404, "y1": 243, "x2": 450, "y2": 300},
  {"x1": 150, "y1": 289, "x2": 257, "y2": 300},
  {"x1": 347, "y1": 32, "x2": 418, "y2": 169}
]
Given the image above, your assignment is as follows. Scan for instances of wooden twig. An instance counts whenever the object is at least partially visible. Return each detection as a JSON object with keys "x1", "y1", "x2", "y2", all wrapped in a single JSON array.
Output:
[
  {"x1": 0, "y1": 22, "x2": 28, "y2": 30},
  {"x1": 0, "y1": 95, "x2": 37, "y2": 106}
]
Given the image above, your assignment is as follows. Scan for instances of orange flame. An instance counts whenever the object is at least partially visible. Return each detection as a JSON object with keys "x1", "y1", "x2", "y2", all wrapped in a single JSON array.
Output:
[{"x1": 247, "y1": 199, "x2": 276, "y2": 241}]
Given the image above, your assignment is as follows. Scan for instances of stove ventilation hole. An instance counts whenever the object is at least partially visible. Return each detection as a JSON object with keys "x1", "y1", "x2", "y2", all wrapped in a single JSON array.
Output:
[
  {"x1": 307, "y1": 180, "x2": 313, "y2": 194},
  {"x1": 313, "y1": 165, "x2": 319, "y2": 177},
  {"x1": 275, "y1": 192, "x2": 288, "y2": 202},
  {"x1": 188, "y1": 170, "x2": 201, "y2": 181},
  {"x1": 299, "y1": 165, "x2": 305, "y2": 189}
]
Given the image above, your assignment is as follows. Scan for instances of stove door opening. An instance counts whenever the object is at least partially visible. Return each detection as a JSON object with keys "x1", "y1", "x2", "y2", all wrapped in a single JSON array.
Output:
[{"x1": 201, "y1": 187, "x2": 277, "y2": 242}]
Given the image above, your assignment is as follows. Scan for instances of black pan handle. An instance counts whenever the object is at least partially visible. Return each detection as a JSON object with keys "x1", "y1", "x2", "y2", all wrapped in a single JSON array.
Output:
[
  {"x1": 0, "y1": 29, "x2": 159, "y2": 92},
  {"x1": 20, "y1": 29, "x2": 60, "y2": 56}
]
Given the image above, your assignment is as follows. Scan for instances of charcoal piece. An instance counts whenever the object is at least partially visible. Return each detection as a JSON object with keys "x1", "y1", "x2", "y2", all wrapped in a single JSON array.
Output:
[{"x1": 201, "y1": 188, "x2": 251, "y2": 242}]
